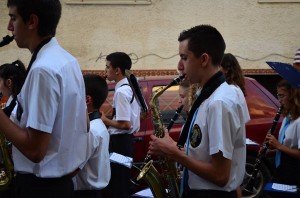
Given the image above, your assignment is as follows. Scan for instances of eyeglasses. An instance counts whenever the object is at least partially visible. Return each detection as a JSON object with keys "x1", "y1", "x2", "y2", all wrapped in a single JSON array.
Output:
[{"x1": 277, "y1": 94, "x2": 287, "y2": 99}]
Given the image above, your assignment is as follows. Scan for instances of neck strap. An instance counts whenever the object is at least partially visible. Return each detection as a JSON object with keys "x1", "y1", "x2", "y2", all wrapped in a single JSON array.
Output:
[
  {"x1": 16, "y1": 37, "x2": 52, "y2": 121},
  {"x1": 89, "y1": 111, "x2": 102, "y2": 121},
  {"x1": 177, "y1": 71, "x2": 225, "y2": 148}
]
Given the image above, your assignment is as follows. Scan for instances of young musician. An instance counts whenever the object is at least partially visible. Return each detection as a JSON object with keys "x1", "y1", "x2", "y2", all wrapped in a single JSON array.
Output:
[
  {"x1": 74, "y1": 74, "x2": 110, "y2": 198},
  {"x1": 178, "y1": 79, "x2": 190, "y2": 114},
  {"x1": 0, "y1": 0, "x2": 88, "y2": 197},
  {"x1": 221, "y1": 53, "x2": 250, "y2": 198},
  {"x1": 0, "y1": 60, "x2": 26, "y2": 198},
  {"x1": 265, "y1": 79, "x2": 300, "y2": 197},
  {"x1": 101, "y1": 52, "x2": 141, "y2": 198},
  {"x1": 148, "y1": 25, "x2": 249, "y2": 197},
  {"x1": 0, "y1": 60, "x2": 26, "y2": 112}
]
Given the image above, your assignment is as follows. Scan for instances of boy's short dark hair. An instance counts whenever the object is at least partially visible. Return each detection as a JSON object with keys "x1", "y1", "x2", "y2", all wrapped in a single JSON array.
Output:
[
  {"x1": 106, "y1": 52, "x2": 132, "y2": 75},
  {"x1": 178, "y1": 24, "x2": 226, "y2": 66},
  {"x1": 84, "y1": 74, "x2": 108, "y2": 109},
  {"x1": 7, "y1": 0, "x2": 61, "y2": 37}
]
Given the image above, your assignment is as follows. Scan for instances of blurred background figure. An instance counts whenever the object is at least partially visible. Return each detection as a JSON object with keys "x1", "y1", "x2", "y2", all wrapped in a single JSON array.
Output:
[
  {"x1": 0, "y1": 60, "x2": 26, "y2": 115},
  {"x1": 74, "y1": 74, "x2": 110, "y2": 198},
  {"x1": 220, "y1": 53, "x2": 246, "y2": 96},
  {"x1": 178, "y1": 79, "x2": 190, "y2": 114},
  {"x1": 221, "y1": 53, "x2": 250, "y2": 198},
  {"x1": 0, "y1": 60, "x2": 26, "y2": 198},
  {"x1": 265, "y1": 79, "x2": 300, "y2": 198}
]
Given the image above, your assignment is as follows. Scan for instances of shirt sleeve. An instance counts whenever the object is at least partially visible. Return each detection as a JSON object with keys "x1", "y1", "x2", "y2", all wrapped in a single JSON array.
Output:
[
  {"x1": 207, "y1": 100, "x2": 240, "y2": 160},
  {"x1": 25, "y1": 67, "x2": 60, "y2": 133},
  {"x1": 114, "y1": 88, "x2": 131, "y2": 121}
]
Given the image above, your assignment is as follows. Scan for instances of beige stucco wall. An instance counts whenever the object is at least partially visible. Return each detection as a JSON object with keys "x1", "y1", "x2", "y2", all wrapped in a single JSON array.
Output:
[{"x1": 0, "y1": 0, "x2": 299, "y2": 72}]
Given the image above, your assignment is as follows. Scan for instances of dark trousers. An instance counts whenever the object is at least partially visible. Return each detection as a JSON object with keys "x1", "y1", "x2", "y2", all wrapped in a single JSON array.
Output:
[
  {"x1": 106, "y1": 134, "x2": 134, "y2": 198},
  {"x1": 183, "y1": 189, "x2": 237, "y2": 198},
  {"x1": 12, "y1": 173, "x2": 74, "y2": 198},
  {"x1": 74, "y1": 190, "x2": 103, "y2": 198}
]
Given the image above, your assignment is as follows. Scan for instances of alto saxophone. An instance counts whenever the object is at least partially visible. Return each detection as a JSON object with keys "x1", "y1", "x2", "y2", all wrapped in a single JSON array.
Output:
[
  {"x1": 136, "y1": 75, "x2": 184, "y2": 198},
  {"x1": 0, "y1": 94, "x2": 15, "y2": 190}
]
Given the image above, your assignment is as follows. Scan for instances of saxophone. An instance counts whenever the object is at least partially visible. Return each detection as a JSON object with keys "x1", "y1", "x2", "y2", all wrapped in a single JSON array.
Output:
[
  {"x1": 0, "y1": 35, "x2": 15, "y2": 190},
  {"x1": 0, "y1": 94, "x2": 15, "y2": 190},
  {"x1": 136, "y1": 75, "x2": 184, "y2": 198}
]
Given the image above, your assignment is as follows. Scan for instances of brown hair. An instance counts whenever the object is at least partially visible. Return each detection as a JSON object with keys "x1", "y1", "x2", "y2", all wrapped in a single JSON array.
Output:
[
  {"x1": 221, "y1": 53, "x2": 246, "y2": 96},
  {"x1": 277, "y1": 79, "x2": 300, "y2": 120}
]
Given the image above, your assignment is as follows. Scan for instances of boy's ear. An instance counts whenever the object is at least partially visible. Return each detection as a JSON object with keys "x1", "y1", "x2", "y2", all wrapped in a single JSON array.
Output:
[
  {"x1": 86, "y1": 95, "x2": 92, "y2": 105},
  {"x1": 115, "y1": 67, "x2": 121, "y2": 75},
  {"x1": 27, "y1": 14, "x2": 39, "y2": 30}
]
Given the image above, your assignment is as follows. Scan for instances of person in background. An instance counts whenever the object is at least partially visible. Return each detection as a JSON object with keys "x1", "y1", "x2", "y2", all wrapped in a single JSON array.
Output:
[
  {"x1": 0, "y1": 0, "x2": 89, "y2": 197},
  {"x1": 148, "y1": 24, "x2": 249, "y2": 198},
  {"x1": 265, "y1": 79, "x2": 300, "y2": 197},
  {"x1": 0, "y1": 60, "x2": 26, "y2": 198},
  {"x1": 74, "y1": 74, "x2": 110, "y2": 198},
  {"x1": 221, "y1": 53, "x2": 250, "y2": 198},
  {"x1": 178, "y1": 79, "x2": 190, "y2": 114},
  {"x1": 0, "y1": 60, "x2": 26, "y2": 113},
  {"x1": 101, "y1": 52, "x2": 141, "y2": 198},
  {"x1": 293, "y1": 48, "x2": 300, "y2": 71},
  {"x1": 220, "y1": 53, "x2": 246, "y2": 96}
]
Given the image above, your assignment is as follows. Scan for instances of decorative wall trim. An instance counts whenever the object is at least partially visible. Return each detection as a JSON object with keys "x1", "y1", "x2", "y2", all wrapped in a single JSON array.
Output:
[
  {"x1": 258, "y1": 0, "x2": 300, "y2": 2},
  {"x1": 65, "y1": 0, "x2": 151, "y2": 5},
  {"x1": 82, "y1": 69, "x2": 278, "y2": 77}
]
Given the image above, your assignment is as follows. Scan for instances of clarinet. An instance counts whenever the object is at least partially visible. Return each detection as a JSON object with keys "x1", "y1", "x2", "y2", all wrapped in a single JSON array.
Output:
[
  {"x1": 0, "y1": 35, "x2": 14, "y2": 47},
  {"x1": 243, "y1": 106, "x2": 283, "y2": 194},
  {"x1": 167, "y1": 105, "x2": 184, "y2": 131}
]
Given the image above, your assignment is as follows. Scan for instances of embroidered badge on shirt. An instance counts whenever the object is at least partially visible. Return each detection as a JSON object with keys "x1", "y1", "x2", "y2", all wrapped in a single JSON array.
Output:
[{"x1": 190, "y1": 124, "x2": 202, "y2": 148}]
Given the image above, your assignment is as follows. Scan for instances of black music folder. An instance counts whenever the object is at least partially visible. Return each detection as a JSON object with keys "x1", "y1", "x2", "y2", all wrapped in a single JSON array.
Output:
[{"x1": 266, "y1": 62, "x2": 300, "y2": 88}]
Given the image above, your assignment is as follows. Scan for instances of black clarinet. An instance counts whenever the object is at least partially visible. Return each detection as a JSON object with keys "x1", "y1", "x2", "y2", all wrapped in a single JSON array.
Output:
[
  {"x1": 243, "y1": 106, "x2": 283, "y2": 194},
  {"x1": 0, "y1": 35, "x2": 14, "y2": 47},
  {"x1": 167, "y1": 105, "x2": 184, "y2": 131}
]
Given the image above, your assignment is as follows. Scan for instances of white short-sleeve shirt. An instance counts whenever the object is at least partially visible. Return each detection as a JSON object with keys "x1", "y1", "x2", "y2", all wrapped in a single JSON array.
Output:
[
  {"x1": 281, "y1": 116, "x2": 300, "y2": 149},
  {"x1": 188, "y1": 82, "x2": 248, "y2": 191},
  {"x1": 73, "y1": 118, "x2": 110, "y2": 190},
  {"x1": 11, "y1": 38, "x2": 88, "y2": 178},
  {"x1": 108, "y1": 78, "x2": 140, "y2": 135}
]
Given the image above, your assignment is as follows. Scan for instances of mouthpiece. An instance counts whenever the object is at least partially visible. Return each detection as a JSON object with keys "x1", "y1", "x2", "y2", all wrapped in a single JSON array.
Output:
[
  {"x1": 170, "y1": 75, "x2": 185, "y2": 87},
  {"x1": 0, "y1": 35, "x2": 14, "y2": 47}
]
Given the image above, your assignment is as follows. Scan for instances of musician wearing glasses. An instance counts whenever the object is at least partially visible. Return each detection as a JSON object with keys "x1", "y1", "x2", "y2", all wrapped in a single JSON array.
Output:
[
  {"x1": 0, "y1": 0, "x2": 89, "y2": 197},
  {"x1": 148, "y1": 25, "x2": 249, "y2": 198},
  {"x1": 265, "y1": 79, "x2": 300, "y2": 197},
  {"x1": 101, "y1": 52, "x2": 141, "y2": 198}
]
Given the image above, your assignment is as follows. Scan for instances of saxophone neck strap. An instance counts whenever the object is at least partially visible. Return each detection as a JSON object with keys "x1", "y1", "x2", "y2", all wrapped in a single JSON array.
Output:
[
  {"x1": 177, "y1": 71, "x2": 225, "y2": 148},
  {"x1": 17, "y1": 37, "x2": 52, "y2": 122},
  {"x1": 89, "y1": 110, "x2": 102, "y2": 121},
  {"x1": 120, "y1": 84, "x2": 134, "y2": 104}
]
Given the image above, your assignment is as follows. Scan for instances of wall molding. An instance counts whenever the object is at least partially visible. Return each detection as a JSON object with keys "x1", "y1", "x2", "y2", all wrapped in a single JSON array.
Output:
[
  {"x1": 258, "y1": 0, "x2": 300, "y2": 2},
  {"x1": 65, "y1": 0, "x2": 151, "y2": 5},
  {"x1": 82, "y1": 69, "x2": 278, "y2": 77}
]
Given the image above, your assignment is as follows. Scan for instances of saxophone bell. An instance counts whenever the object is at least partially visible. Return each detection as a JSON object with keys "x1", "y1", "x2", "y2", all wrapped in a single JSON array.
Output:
[
  {"x1": 134, "y1": 75, "x2": 184, "y2": 198},
  {"x1": 0, "y1": 35, "x2": 14, "y2": 48}
]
